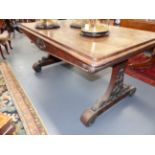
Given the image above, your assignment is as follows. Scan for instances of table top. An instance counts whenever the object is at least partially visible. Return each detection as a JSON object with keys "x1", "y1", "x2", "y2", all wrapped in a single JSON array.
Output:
[{"x1": 20, "y1": 20, "x2": 155, "y2": 71}]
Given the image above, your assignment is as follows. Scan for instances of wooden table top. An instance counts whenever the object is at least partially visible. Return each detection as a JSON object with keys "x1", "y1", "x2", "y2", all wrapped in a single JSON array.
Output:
[{"x1": 20, "y1": 20, "x2": 155, "y2": 71}]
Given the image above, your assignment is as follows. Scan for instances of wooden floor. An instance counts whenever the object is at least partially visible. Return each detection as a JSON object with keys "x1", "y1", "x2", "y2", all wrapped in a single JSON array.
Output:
[{"x1": 2, "y1": 32, "x2": 155, "y2": 134}]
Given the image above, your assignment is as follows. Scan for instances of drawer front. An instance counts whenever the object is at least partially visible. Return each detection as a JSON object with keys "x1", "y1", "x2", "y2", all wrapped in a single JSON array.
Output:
[
  {"x1": 35, "y1": 37, "x2": 46, "y2": 50},
  {"x1": 22, "y1": 29, "x2": 47, "y2": 51}
]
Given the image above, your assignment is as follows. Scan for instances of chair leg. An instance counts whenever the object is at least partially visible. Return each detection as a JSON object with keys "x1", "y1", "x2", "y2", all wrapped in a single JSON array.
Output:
[
  {"x1": 2, "y1": 43, "x2": 10, "y2": 54},
  {"x1": 0, "y1": 45, "x2": 5, "y2": 59},
  {"x1": 8, "y1": 40, "x2": 13, "y2": 49}
]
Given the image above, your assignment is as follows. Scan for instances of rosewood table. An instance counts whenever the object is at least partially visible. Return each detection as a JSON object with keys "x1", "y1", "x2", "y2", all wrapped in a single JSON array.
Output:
[{"x1": 20, "y1": 21, "x2": 155, "y2": 126}]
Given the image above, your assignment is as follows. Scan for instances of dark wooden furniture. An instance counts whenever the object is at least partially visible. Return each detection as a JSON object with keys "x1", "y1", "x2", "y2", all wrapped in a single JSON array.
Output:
[
  {"x1": 20, "y1": 20, "x2": 155, "y2": 126},
  {"x1": 120, "y1": 19, "x2": 155, "y2": 69},
  {"x1": 17, "y1": 19, "x2": 36, "y2": 23},
  {"x1": 0, "y1": 113, "x2": 15, "y2": 135},
  {"x1": 0, "y1": 19, "x2": 13, "y2": 59},
  {"x1": 0, "y1": 19, "x2": 6, "y2": 59}
]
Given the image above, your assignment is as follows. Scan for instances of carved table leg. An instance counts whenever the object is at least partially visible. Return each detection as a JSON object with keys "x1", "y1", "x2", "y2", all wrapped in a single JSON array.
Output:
[
  {"x1": 8, "y1": 40, "x2": 13, "y2": 49},
  {"x1": 0, "y1": 45, "x2": 5, "y2": 59},
  {"x1": 2, "y1": 43, "x2": 9, "y2": 54},
  {"x1": 80, "y1": 61, "x2": 136, "y2": 127},
  {"x1": 32, "y1": 55, "x2": 62, "y2": 72},
  {"x1": 129, "y1": 48, "x2": 155, "y2": 69}
]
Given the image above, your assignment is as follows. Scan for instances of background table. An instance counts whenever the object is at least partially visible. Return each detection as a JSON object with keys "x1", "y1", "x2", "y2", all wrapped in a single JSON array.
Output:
[{"x1": 121, "y1": 19, "x2": 155, "y2": 69}]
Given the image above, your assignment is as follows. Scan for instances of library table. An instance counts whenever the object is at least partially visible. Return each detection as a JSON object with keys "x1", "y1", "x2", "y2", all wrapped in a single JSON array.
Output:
[{"x1": 20, "y1": 21, "x2": 155, "y2": 126}]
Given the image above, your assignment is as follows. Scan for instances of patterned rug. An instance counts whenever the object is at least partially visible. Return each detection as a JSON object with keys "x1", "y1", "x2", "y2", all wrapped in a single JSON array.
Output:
[
  {"x1": 126, "y1": 53, "x2": 155, "y2": 87},
  {"x1": 0, "y1": 61, "x2": 47, "y2": 135}
]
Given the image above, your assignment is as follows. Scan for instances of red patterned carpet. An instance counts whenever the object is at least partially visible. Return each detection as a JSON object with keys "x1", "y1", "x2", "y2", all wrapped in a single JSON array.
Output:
[{"x1": 126, "y1": 53, "x2": 155, "y2": 87}]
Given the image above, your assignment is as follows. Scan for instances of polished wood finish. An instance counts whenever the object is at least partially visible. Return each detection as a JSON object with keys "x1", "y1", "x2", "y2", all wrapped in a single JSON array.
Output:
[
  {"x1": 81, "y1": 61, "x2": 136, "y2": 126},
  {"x1": 0, "y1": 19, "x2": 13, "y2": 59},
  {"x1": 129, "y1": 48, "x2": 155, "y2": 69},
  {"x1": 121, "y1": 19, "x2": 155, "y2": 69},
  {"x1": 0, "y1": 19, "x2": 6, "y2": 59},
  {"x1": 121, "y1": 19, "x2": 155, "y2": 32},
  {"x1": 33, "y1": 55, "x2": 62, "y2": 72},
  {"x1": 0, "y1": 113, "x2": 15, "y2": 135},
  {"x1": 0, "y1": 45, "x2": 5, "y2": 59},
  {"x1": 20, "y1": 20, "x2": 155, "y2": 126},
  {"x1": 20, "y1": 21, "x2": 155, "y2": 73},
  {"x1": 0, "y1": 19, "x2": 5, "y2": 32}
]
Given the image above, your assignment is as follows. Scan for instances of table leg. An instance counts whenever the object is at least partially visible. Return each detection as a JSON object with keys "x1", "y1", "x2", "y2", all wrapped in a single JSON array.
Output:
[
  {"x1": 32, "y1": 54, "x2": 62, "y2": 72},
  {"x1": 80, "y1": 61, "x2": 136, "y2": 127},
  {"x1": 2, "y1": 43, "x2": 10, "y2": 55},
  {"x1": 8, "y1": 40, "x2": 13, "y2": 49},
  {"x1": 0, "y1": 45, "x2": 5, "y2": 59}
]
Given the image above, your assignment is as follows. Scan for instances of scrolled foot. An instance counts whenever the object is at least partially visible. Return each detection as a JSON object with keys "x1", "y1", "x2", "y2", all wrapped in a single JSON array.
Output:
[
  {"x1": 129, "y1": 87, "x2": 136, "y2": 96},
  {"x1": 80, "y1": 109, "x2": 98, "y2": 127},
  {"x1": 32, "y1": 63, "x2": 42, "y2": 72},
  {"x1": 42, "y1": 56, "x2": 49, "y2": 61}
]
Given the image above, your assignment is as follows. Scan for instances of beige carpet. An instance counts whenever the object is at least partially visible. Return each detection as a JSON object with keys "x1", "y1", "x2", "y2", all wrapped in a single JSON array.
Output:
[{"x1": 0, "y1": 61, "x2": 47, "y2": 135}]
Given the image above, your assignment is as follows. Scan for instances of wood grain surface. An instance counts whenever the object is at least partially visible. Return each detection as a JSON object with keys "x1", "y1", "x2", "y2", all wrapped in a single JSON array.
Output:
[{"x1": 20, "y1": 20, "x2": 155, "y2": 72}]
